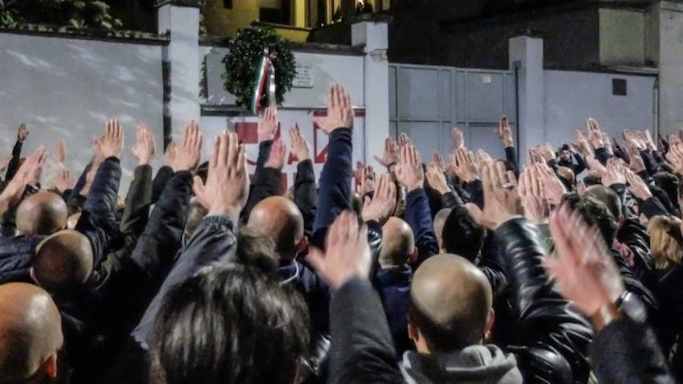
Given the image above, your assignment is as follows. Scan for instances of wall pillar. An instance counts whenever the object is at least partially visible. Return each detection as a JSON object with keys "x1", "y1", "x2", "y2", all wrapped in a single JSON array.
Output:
[
  {"x1": 649, "y1": 1, "x2": 683, "y2": 137},
  {"x1": 156, "y1": 0, "x2": 201, "y2": 147},
  {"x1": 352, "y1": 20, "x2": 390, "y2": 167},
  {"x1": 509, "y1": 36, "x2": 544, "y2": 163}
]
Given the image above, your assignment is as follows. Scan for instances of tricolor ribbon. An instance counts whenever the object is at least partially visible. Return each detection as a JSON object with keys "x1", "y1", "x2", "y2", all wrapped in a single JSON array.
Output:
[{"x1": 251, "y1": 49, "x2": 276, "y2": 115}]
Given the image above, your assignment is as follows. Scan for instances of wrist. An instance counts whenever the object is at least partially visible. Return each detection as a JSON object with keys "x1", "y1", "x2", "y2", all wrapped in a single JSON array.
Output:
[
  {"x1": 208, "y1": 205, "x2": 241, "y2": 221},
  {"x1": 590, "y1": 303, "x2": 621, "y2": 332}
]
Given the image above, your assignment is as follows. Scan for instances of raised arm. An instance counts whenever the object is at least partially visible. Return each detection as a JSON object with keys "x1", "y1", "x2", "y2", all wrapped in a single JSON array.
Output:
[
  {"x1": 396, "y1": 142, "x2": 438, "y2": 266},
  {"x1": 308, "y1": 211, "x2": 403, "y2": 384},
  {"x1": 75, "y1": 120, "x2": 123, "y2": 267},
  {"x1": 289, "y1": 125, "x2": 317, "y2": 234},
  {"x1": 133, "y1": 131, "x2": 249, "y2": 347},
  {"x1": 545, "y1": 206, "x2": 675, "y2": 384},
  {"x1": 120, "y1": 123, "x2": 156, "y2": 237},
  {"x1": 4, "y1": 124, "x2": 29, "y2": 183},
  {"x1": 311, "y1": 85, "x2": 355, "y2": 243}
]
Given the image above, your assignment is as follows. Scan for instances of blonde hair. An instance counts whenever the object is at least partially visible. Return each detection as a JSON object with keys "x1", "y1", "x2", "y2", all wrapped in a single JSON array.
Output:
[{"x1": 648, "y1": 215, "x2": 683, "y2": 270}]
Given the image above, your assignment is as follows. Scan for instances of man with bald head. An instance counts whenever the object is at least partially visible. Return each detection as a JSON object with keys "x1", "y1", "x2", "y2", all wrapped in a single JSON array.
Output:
[
  {"x1": 0, "y1": 282, "x2": 63, "y2": 384},
  {"x1": 31, "y1": 230, "x2": 94, "y2": 294},
  {"x1": 16, "y1": 192, "x2": 68, "y2": 237},
  {"x1": 376, "y1": 217, "x2": 415, "y2": 354},
  {"x1": 247, "y1": 196, "x2": 304, "y2": 263}
]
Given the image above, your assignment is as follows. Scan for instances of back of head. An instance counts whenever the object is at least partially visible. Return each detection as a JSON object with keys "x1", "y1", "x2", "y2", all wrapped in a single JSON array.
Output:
[
  {"x1": 379, "y1": 217, "x2": 414, "y2": 268},
  {"x1": 16, "y1": 192, "x2": 68, "y2": 236},
  {"x1": 0, "y1": 283, "x2": 63, "y2": 383},
  {"x1": 584, "y1": 184, "x2": 622, "y2": 221},
  {"x1": 151, "y1": 264, "x2": 310, "y2": 384},
  {"x1": 441, "y1": 206, "x2": 484, "y2": 262},
  {"x1": 409, "y1": 254, "x2": 492, "y2": 352},
  {"x1": 654, "y1": 171, "x2": 679, "y2": 208},
  {"x1": 235, "y1": 227, "x2": 278, "y2": 274},
  {"x1": 31, "y1": 230, "x2": 93, "y2": 294},
  {"x1": 433, "y1": 208, "x2": 452, "y2": 251},
  {"x1": 556, "y1": 166, "x2": 575, "y2": 191},
  {"x1": 247, "y1": 197, "x2": 304, "y2": 261},
  {"x1": 563, "y1": 194, "x2": 618, "y2": 245},
  {"x1": 582, "y1": 171, "x2": 602, "y2": 187},
  {"x1": 647, "y1": 215, "x2": 683, "y2": 270}
]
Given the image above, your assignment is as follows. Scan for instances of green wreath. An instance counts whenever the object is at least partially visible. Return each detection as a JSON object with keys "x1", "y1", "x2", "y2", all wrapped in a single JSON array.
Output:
[{"x1": 222, "y1": 25, "x2": 296, "y2": 112}]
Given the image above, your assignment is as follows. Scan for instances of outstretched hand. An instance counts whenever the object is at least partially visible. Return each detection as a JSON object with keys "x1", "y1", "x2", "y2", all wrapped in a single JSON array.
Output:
[
  {"x1": 192, "y1": 132, "x2": 249, "y2": 220},
  {"x1": 497, "y1": 116, "x2": 513, "y2": 148},
  {"x1": 361, "y1": 173, "x2": 397, "y2": 223},
  {"x1": 289, "y1": 125, "x2": 310, "y2": 162},
  {"x1": 169, "y1": 121, "x2": 203, "y2": 172},
  {"x1": 313, "y1": 84, "x2": 353, "y2": 134},
  {"x1": 307, "y1": 211, "x2": 372, "y2": 290},
  {"x1": 17, "y1": 124, "x2": 29, "y2": 142},
  {"x1": 265, "y1": 139, "x2": 287, "y2": 170},
  {"x1": 374, "y1": 137, "x2": 399, "y2": 168},
  {"x1": 545, "y1": 205, "x2": 624, "y2": 324},
  {"x1": 395, "y1": 142, "x2": 424, "y2": 192},
  {"x1": 131, "y1": 123, "x2": 156, "y2": 165},
  {"x1": 99, "y1": 119, "x2": 124, "y2": 159},
  {"x1": 258, "y1": 106, "x2": 278, "y2": 142},
  {"x1": 0, "y1": 146, "x2": 47, "y2": 214},
  {"x1": 480, "y1": 159, "x2": 519, "y2": 229}
]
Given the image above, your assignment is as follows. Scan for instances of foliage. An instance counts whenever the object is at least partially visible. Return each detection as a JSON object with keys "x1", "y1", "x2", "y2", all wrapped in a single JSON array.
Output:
[
  {"x1": 222, "y1": 25, "x2": 296, "y2": 111},
  {"x1": 0, "y1": 0, "x2": 123, "y2": 30}
]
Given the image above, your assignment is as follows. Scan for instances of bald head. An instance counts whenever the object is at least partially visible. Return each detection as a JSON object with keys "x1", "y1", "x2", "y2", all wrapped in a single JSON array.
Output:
[
  {"x1": 379, "y1": 217, "x2": 414, "y2": 268},
  {"x1": 31, "y1": 230, "x2": 93, "y2": 294},
  {"x1": 0, "y1": 283, "x2": 63, "y2": 382},
  {"x1": 247, "y1": 197, "x2": 304, "y2": 261},
  {"x1": 410, "y1": 254, "x2": 492, "y2": 352},
  {"x1": 433, "y1": 208, "x2": 452, "y2": 252},
  {"x1": 16, "y1": 192, "x2": 68, "y2": 236}
]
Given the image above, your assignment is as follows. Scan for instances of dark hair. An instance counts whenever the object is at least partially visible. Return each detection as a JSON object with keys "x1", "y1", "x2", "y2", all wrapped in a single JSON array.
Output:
[
  {"x1": 654, "y1": 171, "x2": 679, "y2": 211},
  {"x1": 442, "y1": 206, "x2": 485, "y2": 262},
  {"x1": 582, "y1": 173, "x2": 602, "y2": 187},
  {"x1": 584, "y1": 185, "x2": 622, "y2": 220},
  {"x1": 236, "y1": 227, "x2": 278, "y2": 274},
  {"x1": 563, "y1": 194, "x2": 617, "y2": 244},
  {"x1": 151, "y1": 264, "x2": 310, "y2": 384}
]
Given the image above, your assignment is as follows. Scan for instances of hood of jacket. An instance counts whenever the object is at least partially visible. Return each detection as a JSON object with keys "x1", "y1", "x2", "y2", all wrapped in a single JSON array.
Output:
[{"x1": 400, "y1": 344, "x2": 523, "y2": 384}]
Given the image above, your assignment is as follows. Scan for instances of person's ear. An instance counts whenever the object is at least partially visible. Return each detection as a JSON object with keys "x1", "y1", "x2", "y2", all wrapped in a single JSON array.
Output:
[
  {"x1": 408, "y1": 320, "x2": 419, "y2": 343},
  {"x1": 484, "y1": 308, "x2": 496, "y2": 342},
  {"x1": 43, "y1": 353, "x2": 59, "y2": 379},
  {"x1": 408, "y1": 247, "x2": 418, "y2": 264}
]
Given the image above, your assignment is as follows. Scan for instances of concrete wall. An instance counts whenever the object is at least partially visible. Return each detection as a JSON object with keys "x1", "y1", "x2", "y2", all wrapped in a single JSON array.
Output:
[
  {"x1": 544, "y1": 70, "x2": 656, "y2": 145},
  {"x1": 599, "y1": 8, "x2": 646, "y2": 66},
  {"x1": 0, "y1": 32, "x2": 165, "y2": 190}
]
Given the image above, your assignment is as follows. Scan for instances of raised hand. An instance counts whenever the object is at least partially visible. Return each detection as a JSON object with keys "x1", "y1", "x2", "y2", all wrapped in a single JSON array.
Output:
[
  {"x1": 0, "y1": 147, "x2": 47, "y2": 213},
  {"x1": 624, "y1": 169, "x2": 652, "y2": 200},
  {"x1": 448, "y1": 148, "x2": 478, "y2": 182},
  {"x1": 534, "y1": 163, "x2": 566, "y2": 206},
  {"x1": 54, "y1": 167, "x2": 75, "y2": 194},
  {"x1": 355, "y1": 163, "x2": 376, "y2": 196},
  {"x1": 601, "y1": 158, "x2": 626, "y2": 187},
  {"x1": 192, "y1": 132, "x2": 249, "y2": 219},
  {"x1": 426, "y1": 162, "x2": 450, "y2": 194},
  {"x1": 374, "y1": 137, "x2": 399, "y2": 168},
  {"x1": 265, "y1": 139, "x2": 287, "y2": 170},
  {"x1": 480, "y1": 159, "x2": 519, "y2": 229},
  {"x1": 307, "y1": 210, "x2": 372, "y2": 290},
  {"x1": 17, "y1": 123, "x2": 29, "y2": 142},
  {"x1": 497, "y1": 116, "x2": 513, "y2": 148},
  {"x1": 545, "y1": 205, "x2": 624, "y2": 322},
  {"x1": 519, "y1": 166, "x2": 549, "y2": 224},
  {"x1": 313, "y1": 84, "x2": 353, "y2": 134},
  {"x1": 624, "y1": 130, "x2": 646, "y2": 152},
  {"x1": 451, "y1": 127, "x2": 465, "y2": 150},
  {"x1": 665, "y1": 142, "x2": 683, "y2": 174},
  {"x1": 169, "y1": 121, "x2": 202, "y2": 172},
  {"x1": 361, "y1": 174, "x2": 397, "y2": 223},
  {"x1": 99, "y1": 119, "x2": 124, "y2": 159},
  {"x1": 628, "y1": 145, "x2": 646, "y2": 174},
  {"x1": 289, "y1": 125, "x2": 310, "y2": 162},
  {"x1": 576, "y1": 129, "x2": 593, "y2": 157},
  {"x1": 395, "y1": 142, "x2": 424, "y2": 192},
  {"x1": 131, "y1": 123, "x2": 156, "y2": 166},
  {"x1": 258, "y1": 106, "x2": 278, "y2": 142}
]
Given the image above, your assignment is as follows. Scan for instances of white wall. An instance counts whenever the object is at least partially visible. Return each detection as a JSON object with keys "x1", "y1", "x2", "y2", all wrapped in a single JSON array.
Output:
[
  {"x1": 544, "y1": 70, "x2": 656, "y2": 146},
  {"x1": 204, "y1": 47, "x2": 365, "y2": 108},
  {"x1": 0, "y1": 33, "x2": 165, "y2": 190}
]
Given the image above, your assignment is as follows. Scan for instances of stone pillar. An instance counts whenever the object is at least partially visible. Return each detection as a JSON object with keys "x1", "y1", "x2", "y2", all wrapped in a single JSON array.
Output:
[
  {"x1": 352, "y1": 20, "x2": 390, "y2": 167},
  {"x1": 649, "y1": 1, "x2": 683, "y2": 137},
  {"x1": 509, "y1": 36, "x2": 544, "y2": 163},
  {"x1": 156, "y1": 0, "x2": 201, "y2": 147}
]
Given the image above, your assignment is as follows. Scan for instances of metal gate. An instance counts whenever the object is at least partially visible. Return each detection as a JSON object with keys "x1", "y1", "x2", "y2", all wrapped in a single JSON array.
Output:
[{"x1": 389, "y1": 63, "x2": 518, "y2": 161}]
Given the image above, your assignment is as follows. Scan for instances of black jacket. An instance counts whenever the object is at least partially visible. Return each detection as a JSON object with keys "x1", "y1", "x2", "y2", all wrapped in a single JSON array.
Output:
[{"x1": 328, "y1": 217, "x2": 593, "y2": 384}]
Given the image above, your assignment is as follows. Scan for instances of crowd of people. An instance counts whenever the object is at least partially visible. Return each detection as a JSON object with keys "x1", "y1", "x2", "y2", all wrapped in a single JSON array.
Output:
[{"x1": 0, "y1": 83, "x2": 680, "y2": 384}]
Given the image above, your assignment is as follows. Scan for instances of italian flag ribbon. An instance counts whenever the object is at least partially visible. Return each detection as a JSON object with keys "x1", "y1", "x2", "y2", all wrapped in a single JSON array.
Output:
[{"x1": 252, "y1": 50, "x2": 276, "y2": 115}]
